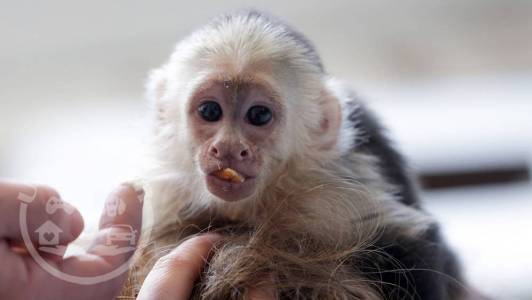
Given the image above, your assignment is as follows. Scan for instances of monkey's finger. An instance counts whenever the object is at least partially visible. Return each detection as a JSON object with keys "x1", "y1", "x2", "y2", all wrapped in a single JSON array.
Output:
[
  {"x1": 0, "y1": 181, "x2": 84, "y2": 245},
  {"x1": 137, "y1": 234, "x2": 222, "y2": 300}
]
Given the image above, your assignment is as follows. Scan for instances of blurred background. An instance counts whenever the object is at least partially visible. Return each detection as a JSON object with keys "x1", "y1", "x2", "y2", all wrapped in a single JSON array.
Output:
[{"x1": 1, "y1": 0, "x2": 531, "y2": 298}]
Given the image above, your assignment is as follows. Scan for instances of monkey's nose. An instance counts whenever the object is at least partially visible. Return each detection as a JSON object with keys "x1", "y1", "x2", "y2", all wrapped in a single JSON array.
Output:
[
  {"x1": 209, "y1": 144, "x2": 220, "y2": 157},
  {"x1": 239, "y1": 148, "x2": 249, "y2": 159},
  {"x1": 209, "y1": 142, "x2": 251, "y2": 160}
]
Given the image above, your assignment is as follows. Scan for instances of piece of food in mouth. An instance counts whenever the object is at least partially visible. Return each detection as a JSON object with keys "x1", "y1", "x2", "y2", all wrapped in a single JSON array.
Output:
[{"x1": 212, "y1": 168, "x2": 245, "y2": 183}]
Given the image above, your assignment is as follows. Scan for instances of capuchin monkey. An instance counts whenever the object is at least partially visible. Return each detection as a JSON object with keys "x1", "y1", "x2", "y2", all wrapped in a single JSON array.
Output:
[{"x1": 123, "y1": 10, "x2": 468, "y2": 300}]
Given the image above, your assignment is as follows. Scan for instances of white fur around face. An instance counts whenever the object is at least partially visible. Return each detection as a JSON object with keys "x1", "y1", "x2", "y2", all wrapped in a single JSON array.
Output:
[
  {"x1": 144, "y1": 13, "x2": 351, "y2": 180},
  {"x1": 140, "y1": 12, "x2": 433, "y2": 239}
]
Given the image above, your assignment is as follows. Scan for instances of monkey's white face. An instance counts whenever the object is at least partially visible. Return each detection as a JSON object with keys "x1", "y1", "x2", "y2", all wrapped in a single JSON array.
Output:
[
  {"x1": 148, "y1": 15, "x2": 343, "y2": 203},
  {"x1": 187, "y1": 78, "x2": 284, "y2": 202}
]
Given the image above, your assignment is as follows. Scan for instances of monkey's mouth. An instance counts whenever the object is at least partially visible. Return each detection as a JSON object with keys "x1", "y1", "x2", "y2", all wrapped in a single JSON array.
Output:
[
  {"x1": 206, "y1": 168, "x2": 256, "y2": 201},
  {"x1": 211, "y1": 168, "x2": 245, "y2": 183}
]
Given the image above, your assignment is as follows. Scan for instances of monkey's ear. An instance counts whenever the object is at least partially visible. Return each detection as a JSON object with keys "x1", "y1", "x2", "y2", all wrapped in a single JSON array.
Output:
[
  {"x1": 313, "y1": 88, "x2": 342, "y2": 151},
  {"x1": 146, "y1": 67, "x2": 167, "y2": 102},
  {"x1": 146, "y1": 67, "x2": 168, "y2": 119}
]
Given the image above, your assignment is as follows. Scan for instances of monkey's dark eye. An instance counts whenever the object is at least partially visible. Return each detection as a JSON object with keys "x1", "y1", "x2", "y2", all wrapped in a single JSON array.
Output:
[
  {"x1": 198, "y1": 101, "x2": 222, "y2": 122},
  {"x1": 247, "y1": 105, "x2": 272, "y2": 126}
]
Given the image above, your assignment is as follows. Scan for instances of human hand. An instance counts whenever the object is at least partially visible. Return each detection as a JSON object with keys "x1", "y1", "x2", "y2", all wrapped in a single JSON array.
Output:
[
  {"x1": 0, "y1": 181, "x2": 143, "y2": 300},
  {"x1": 137, "y1": 234, "x2": 277, "y2": 300}
]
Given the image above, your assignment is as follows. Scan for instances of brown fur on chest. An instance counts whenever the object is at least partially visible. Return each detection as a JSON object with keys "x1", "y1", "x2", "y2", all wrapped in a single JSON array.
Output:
[{"x1": 122, "y1": 212, "x2": 382, "y2": 300}]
